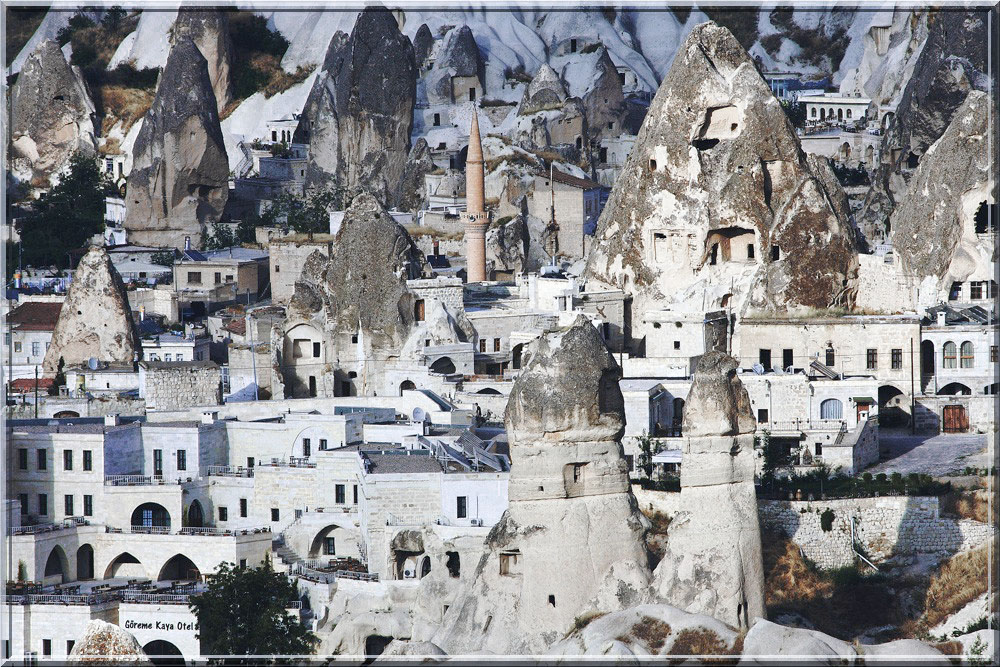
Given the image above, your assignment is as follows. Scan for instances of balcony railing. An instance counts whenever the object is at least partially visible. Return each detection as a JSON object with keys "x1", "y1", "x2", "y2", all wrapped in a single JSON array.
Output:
[
  {"x1": 767, "y1": 419, "x2": 846, "y2": 433},
  {"x1": 205, "y1": 465, "x2": 254, "y2": 478},
  {"x1": 11, "y1": 518, "x2": 90, "y2": 535},
  {"x1": 104, "y1": 474, "x2": 168, "y2": 486},
  {"x1": 105, "y1": 525, "x2": 271, "y2": 537},
  {"x1": 121, "y1": 592, "x2": 191, "y2": 605},
  {"x1": 258, "y1": 457, "x2": 317, "y2": 469},
  {"x1": 6, "y1": 592, "x2": 118, "y2": 606}
]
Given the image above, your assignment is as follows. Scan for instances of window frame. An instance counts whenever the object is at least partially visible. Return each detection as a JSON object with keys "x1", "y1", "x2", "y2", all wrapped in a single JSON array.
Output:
[
  {"x1": 943, "y1": 341, "x2": 957, "y2": 369},
  {"x1": 866, "y1": 348, "x2": 878, "y2": 370},
  {"x1": 960, "y1": 341, "x2": 974, "y2": 368},
  {"x1": 891, "y1": 348, "x2": 903, "y2": 370},
  {"x1": 456, "y1": 495, "x2": 468, "y2": 519}
]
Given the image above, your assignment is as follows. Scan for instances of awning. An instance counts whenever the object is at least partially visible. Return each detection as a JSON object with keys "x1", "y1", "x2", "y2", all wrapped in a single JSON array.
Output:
[
  {"x1": 652, "y1": 450, "x2": 683, "y2": 464},
  {"x1": 852, "y1": 396, "x2": 875, "y2": 404}
]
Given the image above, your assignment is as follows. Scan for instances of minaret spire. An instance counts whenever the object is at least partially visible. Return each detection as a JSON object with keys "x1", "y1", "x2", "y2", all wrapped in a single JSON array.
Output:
[{"x1": 465, "y1": 104, "x2": 488, "y2": 282}]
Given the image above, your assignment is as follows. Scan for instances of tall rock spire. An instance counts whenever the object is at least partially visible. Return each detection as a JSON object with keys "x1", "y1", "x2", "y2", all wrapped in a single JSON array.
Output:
[{"x1": 465, "y1": 105, "x2": 488, "y2": 282}]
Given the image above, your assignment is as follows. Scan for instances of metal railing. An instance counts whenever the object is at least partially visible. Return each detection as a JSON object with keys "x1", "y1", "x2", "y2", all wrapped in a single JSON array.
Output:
[
  {"x1": 11, "y1": 518, "x2": 90, "y2": 535},
  {"x1": 259, "y1": 457, "x2": 317, "y2": 469},
  {"x1": 205, "y1": 465, "x2": 254, "y2": 478},
  {"x1": 6, "y1": 592, "x2": 117, "y2": 606},
  {"x1": 121, "y1": 592, "x2": 191, "y2": 605},
  {"x1": 104, "y1": 474, "x2": 167, "y2": 486},
  {"x1": 768, "y1": 419, "x2": 846, "y2": 433}
]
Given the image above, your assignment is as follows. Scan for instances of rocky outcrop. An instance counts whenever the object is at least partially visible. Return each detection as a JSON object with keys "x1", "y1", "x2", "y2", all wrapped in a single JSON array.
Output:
[
  {"x1": 9, "y1": 39, "x2": 96, "y2": 188},
  {"x1": 412, "y1": 23, "x2": 434, "y2": 69},
  {"x1": 891, "y1": 91, "x2": 995, "y2": 308},
  {"x1": 425, "y1": 25, "x2": 484, "y2": 106},
  {"x1": 434, "y1": 316, "x2": 651, "y2": 654},
  {"x1": 396, "y1": 138, "x2": 436, "y2": 213},
  {"x1": 584, "y1": 22, "x2": 859, "y2": 336},
  {"x1": 520, "y1": 64, "x2": 568, "y2": 115},
  {"x1": 856, "y1": 9, "x2": 991, "y2": 240},
  {"x1": 299, "y1": 8, "x2": 416, "y2": 206},
  {"x1": 42, "y1": 246, "x2": 141, "y2": 373},
  {"x1": 123, "y1": 37, "x2": 229, "y2": 249},
  {"x1": 581, "y1": 47, "x2": 626, "y2": 139},
  {"x1": 69, "y1": 620, "x2": 151, "y2": 664},
  {"x1": 170, "y1": 7, "x2": 235, "y2": 113},
  {"x1": 652, "y1": 352, "x2": 765, "y2": 630}
]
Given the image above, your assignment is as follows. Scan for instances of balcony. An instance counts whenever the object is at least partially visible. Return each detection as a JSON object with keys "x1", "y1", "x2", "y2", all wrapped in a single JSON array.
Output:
[
  {"x1": 11, "y1": 517, "x2": 90, "y2": 535},
  {"x1": 105, "y1": 525, "x2": 272, "y2": 537},
  {"x1": 104, "y1": 474, "x2": 172, "y2": 486},
  {"x1": 205, "y1": 465, "x2": 255, "y2": 478}
]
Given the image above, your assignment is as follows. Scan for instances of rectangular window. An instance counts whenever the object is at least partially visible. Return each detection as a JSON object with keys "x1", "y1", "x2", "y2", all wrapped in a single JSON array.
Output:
[
  {"x1": 758, "y1": 349, "x2": 771, "y2": 371},
  {"x1": 38, "y1": 494, "x2": 48, "y2": 516},
  {"x1": 313, "y1": 342, "x2": 321, "y2": 358},
  {"x1": 493, "y1": 337, "x2": 501, "y2": 352},
  {"x1": 42, "y1": 640, "x2": 51, "y2": 657},
  {"x1": 240, "y1": 498, "x2": 247, "y2": 518},
  {"x1": 67, "y1": 641, "x2": 75, "y2": 655},
  {"x1": 19, "y1": 494, "x2": 28, "y2": 514},
  {"x1": 457, "y1": 496, "x2": 468, "y2": 519},
  {"x1": 479, "y1": 339, "x2": 487, "y2": 353},
  {"x1": 891, "y1": 349, "x2": 902, "y2": 370},
  {"x1": 302, "y1": 439, "x2": 311, "y2": 457},
  {"x1": 13, "y1": 341, "x2": 21, "y2": 353},
  {"x1": 971, "y1": 282, "x2": 983, "y2": 300},
  {"x1": 83, "y1": 450, "x2": 92, "y2": 471},
  {"x1": 247, "y1": 457, "x2": 255, "y2": 468},
  {"x1": 353, "y1": 484, "x2": 358, "y2": 504},
  {"x1": 757, "y1": 409, "x2": 769, "y2": 424},
  {"x1": 866, "y1": 348, "x2": 878, "y2": 370},
  {"x1": 271, "y1": 508, "x2": 279, "y2": 522},
  {"x1": 18, "y1": 448, "x2": 27, "y2": 470},
  {"x1": 771, "y1": 245, "x2": 780, "y2": 261},
  {"x1": 187, "y1": 271, "x2": 202, "y2": 285},
  {"x1": 31, "y1": 342, "x2": 40, "y2": 357},
  {"x1": 219, "y1": 506, "x2": 228, "y2": 522},
  {"x1": 37, "y1": 449, "x2": 47, "y2": 471},
  {"x1": 240, "y1": 559, "x2": 247, "y2": 569},
  {"x1": 84, "y1": 495, "x2": 93, "y2": 517},
  {"x1": 153, "y1": 449, "x2": 163, "y2": 476},
  {"x1": 226, "y1": 274, "x2": 234, "y2": 283},
  {"x1": 319, "y1": 439, "x2": 328, "y2": 450},
  {"x1": 214, "y1": 272, "x2": 222, "y2": 285},
  {"x1": 782, "y1": 348, "x2": 793, "y2": 370},
  {"x1": 825, "y1": 348, "x2": 835, "y2": 367},
  {"x1": 335, "y1": 484, "x2": 346, "y2": 504},
  {"x1": 815, "y1": 442, "x2": 823, "y2": 456},
  {"x1": 747, "y1": 243, "x2": 755, "y2": 260},
  {"x1": 64, "y1": 495, "x2": 73, "y2": 516},
  {"x1": 992, "y1": 346, "x2": 998, "y2": 363},
  {"x1": 323, "y1": 537, "x2": 336, "y2": 555},
  {"x1": 177, "y1": 450, "x2": 186, "y2": 471},
  {"x1": 164, "y1": 353, "x2": 172, "y2": 362}
]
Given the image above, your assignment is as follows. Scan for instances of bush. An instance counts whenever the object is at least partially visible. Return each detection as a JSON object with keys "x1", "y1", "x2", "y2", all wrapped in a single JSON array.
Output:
[
  {"x1": 667, "y1": 627, "x2": 728, "y2": 656},
  {"x1": 629, "y1": 616, "x2": 672, "y2": 651},
  {"x1": 566, "y1": 611, "x2": 606, "y2": 636},
  {"x1": 820, "y1": 508, "x2": 835, "y2": 532}
]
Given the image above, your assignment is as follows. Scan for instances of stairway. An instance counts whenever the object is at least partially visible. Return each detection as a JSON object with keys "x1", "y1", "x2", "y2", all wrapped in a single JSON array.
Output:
[{"x1": 273, "y1": 540, "x2": 305, "y2": 568}]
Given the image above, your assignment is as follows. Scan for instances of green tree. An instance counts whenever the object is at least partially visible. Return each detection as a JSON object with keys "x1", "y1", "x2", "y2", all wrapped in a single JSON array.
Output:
[
  {"x1": 151, "y1": 250, "x2": 177, "y2": 266},
  {"x1": 15, "y1": 152, "x2": 108, "y2": 271},
  {"x1": 636, "y1": 432, "x2": 662, "y2": 480},
  {"x1": 203, "y1": 223, "x2": 238, "y2": 251},
  {"x1": 190, "y1": 557, "x2": 317, "y2": 660},
  {"x1": 49, "y1": 357, "x2": 66, "y2": 396}
]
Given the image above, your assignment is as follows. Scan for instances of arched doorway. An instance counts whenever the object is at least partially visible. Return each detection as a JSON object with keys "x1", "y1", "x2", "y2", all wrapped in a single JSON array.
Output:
[
  {"x1": 186, "y1": 500, "x2": 205, "y2": 528},
  {"x1": 308, "y1": 525, "x2": 354, "y2": 559},
  {"x1": 878, "y1": 385, "x2": 907, "y2": 428},
  {"x1": 476, "y1": 388, "x2": 502, "y2": 395},
  {"x1": 420, "y1": 555, "x2": 432, "y2": 578},
  {"x1": 76, "y1": 544, "x2": 95, "y2": 580},
  {"x1": 105, "y1": 552, "x2": 144, "y2": 579},
  {"x1": 44, "y1": 546, "x2": 68, "y2": 582},
  {"x1": 143, "y1": 640, "x2": 185, "y2": 666},
  {"x1": 53, "y1": 410, "x2": 80, "y2": 418},
  {"x1": 939, "y1": 382, "x2": 971, "y2": 396},
  {"x1": 921, "y1": 340, "x2": 935, "y2": 375},
  {"x1": 839, "y1": 142, "x2": 850, "y2": 163},
  {"x1": 837, "y1": 108, "x2": 843, "y2": 121},
  {"x1": 131, "y1": 503, "x2": 171, "y2": 530},
  {"x1": 430, "y1": 357, "x2": 456, "y2": 374},
  {"x1": 512, "y1": 343, "x2": 524, "y2": 369},
  {"x1": 399, "y1": 380, "x2": 416, "y2": 395},
  {"x1": 365, "y1": 635, "x2": 394, "y2": 658},
  {"x1": 820, "y1": 108, "x2": 826, "y2": 120},
  {"x1": 158, "y1": 554, "x2": 200, "y2": 581}
]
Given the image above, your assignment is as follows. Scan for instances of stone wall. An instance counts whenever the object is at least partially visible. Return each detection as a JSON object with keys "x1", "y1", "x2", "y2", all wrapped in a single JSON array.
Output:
[
  {"x1": 5, "y1": 396, "x2": 146, "y2": 420},
  {"x1": 407, "y1": 278, "x2": 465, "y2": 312},
  {"x1": 855, "y1": 254, "x2": 915, "y2": 313},
  {"x1": 141, "y1": 362, "x2": 221, "y2": 412},
  {"x1": 758, "y1": 496, "x2": 995, "y2": 569}
]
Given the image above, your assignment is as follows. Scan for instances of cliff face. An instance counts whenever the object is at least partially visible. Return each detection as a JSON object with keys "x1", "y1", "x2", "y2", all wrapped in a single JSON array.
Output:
[
  {"x1": 42, "y1": 247, "x2": 141, "y2": 373},
  {"x1": 299, "y1": 8, "x2": 416, "y2": 206},
  {"x1": 9, "y1": 40, "x2": 97, "y2": 188},
  {"x1": 170, "y1": 7, "x2": 235, "y2": 113},
  {"x1": 123, "y1": 38, "x2": 229, "y2": 249},
  {"x1": 891, "y1": 91, "x2": 996, "y2": 307},
  {"x1": 584, "y1": 22, "x2": 858, "y2": 343}
]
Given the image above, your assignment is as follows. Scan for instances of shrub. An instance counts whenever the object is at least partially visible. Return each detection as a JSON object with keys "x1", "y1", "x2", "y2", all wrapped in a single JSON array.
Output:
[
  {"x1": 99, "y1": 85, "x2": 155, "y2": 132},
  {"x1": 629, "y1": 616, "x2": 672, "y2": 651},
  {"x1": 820, "y1": 508, "x2": 835, "y2": 532},
  {"x1": 668, "y1": 627, "x2": 728, "y2": 656},
  {"x1": 566, "y1": 611, "x2": 606, "y2": 637},
  {"x1": 921, "y1": 545, "x2": 992, "y2": 630}
]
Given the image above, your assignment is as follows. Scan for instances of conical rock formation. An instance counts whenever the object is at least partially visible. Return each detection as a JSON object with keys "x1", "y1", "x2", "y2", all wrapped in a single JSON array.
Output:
[
  {"x1": 9, "y1": 40, "x2": 97, "y2": 188},
  {"x1": 299, "y1": 8, "x2": 416, "y2": 206},
  {"x1": 434, "y1": 316, "x2": 651, "y2": 654},
  {"x1": 584, "y1": 22, "x2": 858, "y2": 331},
  {"x1": 42, "y1": 246, "x2": 141, "y2": 373},
  {"x1": 123, "y1": 37, "x2": 229, "y2": 248},
  {"x1": 891, "y1": 90, "x2": 996, "y2": 308},
  {"x1": 652, "y1": 351, "x2": 765, "y2": 631}
]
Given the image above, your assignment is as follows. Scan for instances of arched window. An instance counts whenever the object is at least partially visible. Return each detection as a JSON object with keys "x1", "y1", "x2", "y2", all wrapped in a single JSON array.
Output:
[
  {"x1": 943, "y1": 342, "x2": 957, "y2": 369},
  {"x1": 810, "y1": 108, "x2": 817, "y2": 118},
  {"x1": 960, "y1": 341, "x2": 974, "y2": 368},
  {"x1": 846, "y1": 109, "x2": 852, "y2": 119},
  {"x1": 820, "y1": 398, "x2": 843, "y2": 420}
]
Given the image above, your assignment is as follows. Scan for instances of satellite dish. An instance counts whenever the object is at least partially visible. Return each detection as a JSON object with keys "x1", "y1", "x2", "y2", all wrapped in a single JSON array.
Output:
[
  {"x1": 751, "y1": 363, "x2": 765, "y2": 375},
  {"x1": 87, "y1": 357, "x2": 99, "y2": 371},
  {"x1": 412, "y1": 407, "x2": 427, "y2": 423},
  {"x1": 773, "y1": 366, "x2": 784, "y2": 375}
]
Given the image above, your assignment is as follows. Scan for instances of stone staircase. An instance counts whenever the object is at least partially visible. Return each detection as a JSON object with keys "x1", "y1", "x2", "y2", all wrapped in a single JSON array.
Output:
[{"x1": 273, "y1": 541, "x2": 305, "y2": 569}]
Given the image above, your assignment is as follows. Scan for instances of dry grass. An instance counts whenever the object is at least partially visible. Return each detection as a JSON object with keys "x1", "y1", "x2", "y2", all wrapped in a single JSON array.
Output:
[
  {"x1": 667, "y1": 628, "x2": 729, "y2": 656},
  {"x1": 262, "y1": 62, "x2": 315, "y2": 98},
  {"x1": 99, "y1": 86, "x2": 155, "y2": 133},
  {"x1": 565, "y1": 610, "x2": 606, "y2": 637},
  {"x1": 644, "y1": 510, "x2": 672, "y2": 535},
  {"x1": 940, "y1": 487, "x2": 995, "y2": 525},
  {"x1": 626, "y1": 616, "x2": 672, "y2": 651},
  {"x1": 763, "y1": 533, "x2": 832, "y2": 606},
  {"x1": 920, "y1": 545, "x2": 992, "y2": 631},
  {"x1": 934, "y1": 640, "x2": 964, "y2": 655},
  {"x1": 98, "y1": 136, "x2": 121, "y2": 156}
]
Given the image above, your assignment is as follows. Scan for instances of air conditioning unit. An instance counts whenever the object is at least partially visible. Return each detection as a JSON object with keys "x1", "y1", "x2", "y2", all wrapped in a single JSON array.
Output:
[
  {"x1": 470, "y1": 518, "x2": 484, "y2": 527},
  {"x1": 403, "y1": 568, "x2": 415, "y2": 578}
]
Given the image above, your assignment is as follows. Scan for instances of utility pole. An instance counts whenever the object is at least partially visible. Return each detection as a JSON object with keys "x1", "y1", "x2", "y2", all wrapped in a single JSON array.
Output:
[
  {"x1": 909, "y1": 337, "x2": 916, "y2": 435},
  {"x1": 34, "y1": 365, "x2": 38, "y2": 418},
  {"x1": 249, "y1": 314, "x2": 259, "y2": 401}
]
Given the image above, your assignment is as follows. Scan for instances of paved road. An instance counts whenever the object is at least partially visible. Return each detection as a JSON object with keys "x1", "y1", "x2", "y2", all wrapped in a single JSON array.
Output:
[{"x1": 867, "y1": 432, "x2": 989, "y2": 476}]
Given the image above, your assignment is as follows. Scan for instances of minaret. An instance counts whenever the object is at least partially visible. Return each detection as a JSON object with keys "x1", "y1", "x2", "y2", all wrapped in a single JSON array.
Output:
[{"x1": 464, "y1": 106, "x2": 488, "y2": 282}]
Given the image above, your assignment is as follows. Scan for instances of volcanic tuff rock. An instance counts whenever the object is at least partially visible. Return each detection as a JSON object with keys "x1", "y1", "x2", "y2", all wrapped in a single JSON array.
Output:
[
  {"x1": 519, "y1": 64, "x2": 569, "y2": 115},
  {"x1": 584, "y1": 22, "x2": 858, "y2": 334},
  {"x1": 396, "y1": 138, "x2": 436, "y2": 213},
  {"x1": 857, "y1": 9, "x2": 991, "y2": 240},
  {"x1": 581, "y1": 47, "x2": 626, "y2": 139},
  {"x1": 69, "y1": 620, "x2": 151, "y2": 664},
  {"x1": 434, "y1": 316, "x2": 651, "y2": 654},
  {"x1": 891, "y1": 91, "x2": 996, "y2": 307},
  {"x1": 299, "y1": 8, "x2": 416, "y2": 206},
  {"x1": 652, "y1": 351, "x2": 765, "y2": 630},
  {"x1": 9, "y1": 40, "x2": 96, "y2": 188},
  {"x1": 412, "y1": 23, "x2": 434, "y2": 68},
  {"x1": 123, "y1": 38, "x2": 229, "y2": 249},
  {"x1": 426, "y1": 25, "x2": 484, "y2": 105},
  {"x1": 170, "y1": 7, "x2": 235, "y2": 113},
  {"x1": 42, "y1": 246, "x2": 141, "y2": 373}
]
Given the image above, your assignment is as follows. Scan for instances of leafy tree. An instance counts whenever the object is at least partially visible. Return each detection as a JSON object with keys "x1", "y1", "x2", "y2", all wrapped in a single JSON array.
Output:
[
  {"x1": 49, "y1": 357, "x2": 66, "y2": 396},
  {"x1": 15, "y1": 152, "x2": 108, "y2": 271},
  {"x1": 151, "y1": 250, "x2": 177, "y2": 266},
  {"x1": 100, "y1": 6, "x2": 127, "y2": 31},
  {"x1": 636, "y1": 432, "x2": 662, "y2": 480},
  {"x1": 190, "y1": 557, "x2": 317, "y2": 660},
  {"x1": 203, "y1": 223, "x2": 238, "y2": 251}
]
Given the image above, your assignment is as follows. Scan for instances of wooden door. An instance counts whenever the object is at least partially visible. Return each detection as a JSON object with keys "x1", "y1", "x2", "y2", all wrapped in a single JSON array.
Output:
[
  {"x1": 942, "y1": 405, "x2": 968, "y2": 433},
  {"x1": 857, "y1": 403, "x2": 870, "y2": 422}
]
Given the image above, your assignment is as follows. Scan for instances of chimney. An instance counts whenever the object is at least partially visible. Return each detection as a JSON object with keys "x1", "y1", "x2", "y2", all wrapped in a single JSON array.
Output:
[
  {"x1": 139, "y1": 305, "x2": 145, "y2": 321},
  {"x1": 936, "y1": 311, "x2": 946, "y2": 327},
  {"x1": 433, "y1": 239, "x2": 440, "y2": 256},
  {"x1": 184, "y1": 236, "x2": 191, "y2": 251},
  {"x1": 201, "y1": 410, "x2": 219, "y2": 425},
  {"x1": 104, "y1": 414, "x2": 120, "y2": 427}
]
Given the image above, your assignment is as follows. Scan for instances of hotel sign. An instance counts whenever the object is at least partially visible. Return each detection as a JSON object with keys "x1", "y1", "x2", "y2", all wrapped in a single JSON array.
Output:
[{"x1": 124, "y1": 619, "x2": 199, "y2": 632}]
